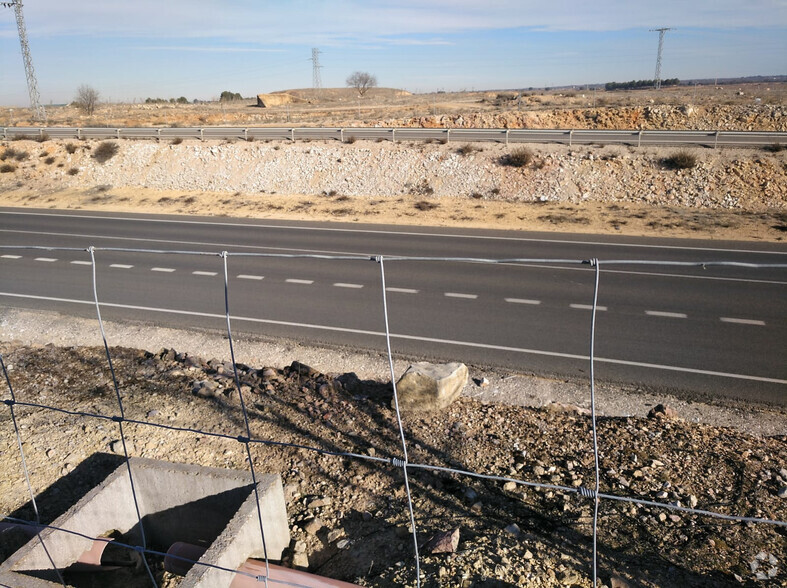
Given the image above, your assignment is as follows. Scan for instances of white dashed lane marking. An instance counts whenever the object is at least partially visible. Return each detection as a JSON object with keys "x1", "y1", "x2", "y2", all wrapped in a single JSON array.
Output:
[
  {"x1": 151, "y1": 267, "x2": 176, "y2": 273},
  {"x1": 570, "y1": 304, "x2": 608, "y2": 311},
  {"x1": 645, "y1": 310, "x2": 688, "y2": 318},
  {"x1": 110, "y1": 264, "x2": 133, "y2": 269},
  {"x1": 1, "y1": 255, "x2": 21, "y2": 259},
  {"x1": 720, "y1": 317, "x2": 766, "y2": 326},
  {"x1": 505, "y1": 298, "x2": 541, "y2": 305},
  {"x1": 445, "y1": 292, "x2": 478, "y2": 299},
  {"x1": 237, "y1": 274, "x2": 264, "y2": 280},
  {"x1": 286, "y1": 279, "x2": 313, "y2": 285},
  {"x1": 34, "y1": 257, "x2": 57, "y2": 262},
  {"x1": 386, "y1": 287, "x2": 419, "y2": 294},
  {"x1": 192, "y1": 271, "x2": 217, "y2": 276},
  {"x1": 334, "y1": 283, "x2": 363, "y2": 289},
  {"x1": 70, "y1": 260, "x2": 93, "y2": 266}
]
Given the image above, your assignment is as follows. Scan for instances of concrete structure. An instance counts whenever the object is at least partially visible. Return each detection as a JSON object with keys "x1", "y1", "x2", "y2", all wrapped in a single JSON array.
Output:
[
  {"x1": 394, "y1": 361, "x2": 468, "y2": 412},
  {"x1": 0, "y1": 458, "x2": 289, "y2": 587}
]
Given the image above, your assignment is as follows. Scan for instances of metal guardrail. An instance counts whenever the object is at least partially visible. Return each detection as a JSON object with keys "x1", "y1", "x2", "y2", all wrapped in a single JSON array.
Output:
[{"x1": 1, "y1": 126, "x2": 785, "y2": 147}]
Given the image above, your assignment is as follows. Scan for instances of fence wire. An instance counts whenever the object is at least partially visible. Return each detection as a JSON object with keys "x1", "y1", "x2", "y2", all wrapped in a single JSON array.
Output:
[{"x1": 1, "y1": 245, "x2": 785, "y2": 587}]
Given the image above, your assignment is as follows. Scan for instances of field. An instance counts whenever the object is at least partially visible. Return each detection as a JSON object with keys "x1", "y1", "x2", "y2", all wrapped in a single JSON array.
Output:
[{"x1": 2, "y1": 82, "x2": 786, "y2": 130}]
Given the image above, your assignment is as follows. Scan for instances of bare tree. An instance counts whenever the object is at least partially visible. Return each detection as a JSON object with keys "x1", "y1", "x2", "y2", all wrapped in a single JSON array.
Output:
[
  {"x1": 74, "y1": 84, "x2": 100, "y2": 115},
  {"x1": 346, "y1": 71, "x2": 377, "y2": 97}
]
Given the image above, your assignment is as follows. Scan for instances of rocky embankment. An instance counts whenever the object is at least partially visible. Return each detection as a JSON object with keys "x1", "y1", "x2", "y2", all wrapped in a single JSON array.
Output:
[
  {"x1": 378, "y1": 104, "x2": 787, "y2": 132},
  {"x1": 1, "y1": 138, "x2": 785, "y2": 214}
]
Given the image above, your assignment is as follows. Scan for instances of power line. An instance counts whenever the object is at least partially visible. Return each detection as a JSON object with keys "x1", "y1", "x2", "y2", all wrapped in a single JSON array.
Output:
[
  {"x1": 2, "y1": 1, "x2": 46, "y2": 121},
  {"x1": 650, "y1": 27, "x2": 672, "y2": 90}
]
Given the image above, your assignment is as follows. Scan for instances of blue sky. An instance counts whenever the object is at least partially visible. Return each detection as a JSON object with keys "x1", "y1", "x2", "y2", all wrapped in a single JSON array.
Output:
[{"x1": 1, "y1": 1, "x2": 785, "y2": 106}]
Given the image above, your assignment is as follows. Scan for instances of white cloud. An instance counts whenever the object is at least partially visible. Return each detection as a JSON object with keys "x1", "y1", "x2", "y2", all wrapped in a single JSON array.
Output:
[{"x1": 16, "y1": 0, "x2": 787, "y2": 44}]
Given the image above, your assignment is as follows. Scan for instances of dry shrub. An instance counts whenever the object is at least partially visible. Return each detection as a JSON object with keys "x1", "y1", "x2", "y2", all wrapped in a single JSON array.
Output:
[
  {"x1": 457, "y1": 144, "x2": 481, "y2": 156},
  {"x1": 93, "y1": 141, "x2": 119, "y2": 163},
  {"x1": 663, "y1": 150, "x2": 698, "y2": 170},
  {"x1": 501, "y1": 148, "x2": 534, "y2": 167},
  {"x1": 0, "y1": 163, "x2": 17, "y2": 173},
  {"x1": 67, "y1": 167, "x2": 79, "y2": 176},
  {"x1": 414, "y1": 200, "x2": 438, "y2": 211},
  {"x1": 65, "y1": 143, "x2": 78, "y2": 154}
]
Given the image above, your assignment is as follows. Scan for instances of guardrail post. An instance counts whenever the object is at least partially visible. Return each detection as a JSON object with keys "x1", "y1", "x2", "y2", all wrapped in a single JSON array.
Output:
[
  {"x1": 392, "y1": 128, "x2": 396, "y2": 143},
  {"x1": 446, "y1": 129, "x2": 450, "y2": 144},
  {"x1": 200, "y1": 128, "x2": 204, "y2": 141},
  {"x1": 1, "y1": 128, "x2": 5, "y2": 140},
  {"x1": 116, "y1": 129, "x2": 120, "y2": 140},
  {"x1": 714, "y1": 131, "x2": 719, "y2": 149},
  {"x1": 39, "y1": 128, "x2": 43, "y2": 139},
  {"x1": 77, "y1": 128, "x2": 82, "y2": 140},
  {"x1": 638, "y1": 130, "x2": 643, "y2": 148},
  {"x1": 505, "y1": 129, "x2": 509, "y2": 146},
  {"x1": 244, "y1": 128, "x2": 248, "y2": 141},
  {"x1": 569, "y1": 129, "x2": 573, "y2": 147},
  {"x1": 157, "y1": 128, "x2": 161, "y2": 141},
  {"x1": 340, "y1": 128, "x2": 344, "y2": 143},
  {"x1": 291, "y1": 128, "x2": 295, "y2": 142}
]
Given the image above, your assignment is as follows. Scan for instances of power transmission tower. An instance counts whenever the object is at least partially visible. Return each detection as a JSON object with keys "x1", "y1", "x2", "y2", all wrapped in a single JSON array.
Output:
[
  {"x1": 650, "y1": 27, "x2": 672, "y2": 90},
  {"x1": 2, "y1": 1, "x2": 46, "y2": 121},
  {"x1": 310, "y1": 48, "x2": 322, "y2": 95}
]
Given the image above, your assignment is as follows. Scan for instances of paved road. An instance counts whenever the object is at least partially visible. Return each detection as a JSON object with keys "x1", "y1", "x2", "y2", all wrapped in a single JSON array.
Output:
[
  {"x1": 1, "y1": 208, "x2": 785, "y2": 405},
  {"x1": 3, "y1": 126, "x2": 786, "y2": 148}
]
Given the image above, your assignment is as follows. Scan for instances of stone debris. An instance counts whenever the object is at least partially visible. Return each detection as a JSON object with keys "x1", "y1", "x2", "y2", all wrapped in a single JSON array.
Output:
[
  {"x1": 0, "y1": 344, "x2": 785, "y2": 588},
  {"x1": 421, "y1": 528, "x2": 460, "y2": 554}
]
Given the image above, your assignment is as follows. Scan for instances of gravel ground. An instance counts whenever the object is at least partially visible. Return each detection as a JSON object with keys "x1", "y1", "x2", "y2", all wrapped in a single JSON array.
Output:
[{"x1": 0, "y1": 342, "x2": 785, "y2": 588}]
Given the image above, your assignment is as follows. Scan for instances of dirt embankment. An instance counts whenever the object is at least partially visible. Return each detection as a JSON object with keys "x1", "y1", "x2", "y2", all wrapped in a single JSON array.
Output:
[
  {"x1": 1, "y1": 138, "x2": 785, "y2": 242},
  {"x1": 379, "y1": 104, "x2": 787, "y2": 132}
]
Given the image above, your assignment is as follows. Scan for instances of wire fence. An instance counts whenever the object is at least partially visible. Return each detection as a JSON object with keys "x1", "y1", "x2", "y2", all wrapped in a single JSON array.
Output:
[{"x1": 1, "y1": 245, "x2": 786, "y2": 587}]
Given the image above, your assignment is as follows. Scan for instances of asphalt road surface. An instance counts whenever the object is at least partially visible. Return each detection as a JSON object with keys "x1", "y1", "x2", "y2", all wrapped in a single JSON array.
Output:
[{"x1": 1, "y1": 208, "x2": 785, "y2": 405}]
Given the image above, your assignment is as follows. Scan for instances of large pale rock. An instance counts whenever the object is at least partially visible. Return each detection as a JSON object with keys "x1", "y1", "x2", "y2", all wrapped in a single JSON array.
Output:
[
  {"x1": 256, "y1": 93, "x2": 294, "y2": 107},
  {"x1": 393, "y1": 362, "x2": 468, "y2": 412}
]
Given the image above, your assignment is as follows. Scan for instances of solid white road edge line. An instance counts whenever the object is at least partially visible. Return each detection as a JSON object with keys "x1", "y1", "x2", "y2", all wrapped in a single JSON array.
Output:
[{"x1": 1, "y1": 291, "x2": 783, "y2": 385}]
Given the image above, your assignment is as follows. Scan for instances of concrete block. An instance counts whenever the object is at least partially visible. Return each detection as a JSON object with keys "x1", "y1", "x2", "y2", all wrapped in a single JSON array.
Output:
[
  {"x1": 394, "y1": 361, "x2": 468, "y2": 411},
  {"x1": 0, "y1": 458, "x2": 289, "y2": 587}
]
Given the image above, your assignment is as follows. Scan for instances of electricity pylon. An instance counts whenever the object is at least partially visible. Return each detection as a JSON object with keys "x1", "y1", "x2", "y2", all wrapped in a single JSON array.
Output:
[
  {"x1": 650, "y1": 27, "x2": 672, "y2": 90},
  {"x1": 311, "y1": 48, "x2": 322, "y2": 94},
  {"x1": 2, "y1": 1, "x2": 46, "y2": 121}
]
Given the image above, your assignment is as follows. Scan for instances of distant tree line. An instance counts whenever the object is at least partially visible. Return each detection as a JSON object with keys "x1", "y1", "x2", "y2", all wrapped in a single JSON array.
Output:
[
  {"x1": 219, "y1": 91, "x2": 243, "y2": 102},
  {"x1": 605, "y1": 79, "x2": 680, "y2": 91},
  {"x1": 145, "y1": 97, "x2": 190, "y2": 104}
]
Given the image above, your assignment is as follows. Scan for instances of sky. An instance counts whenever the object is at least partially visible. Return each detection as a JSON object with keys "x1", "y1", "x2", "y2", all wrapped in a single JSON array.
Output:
[{"x1": 1, "y1": 0, "x2": 786, "y2": 107}]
